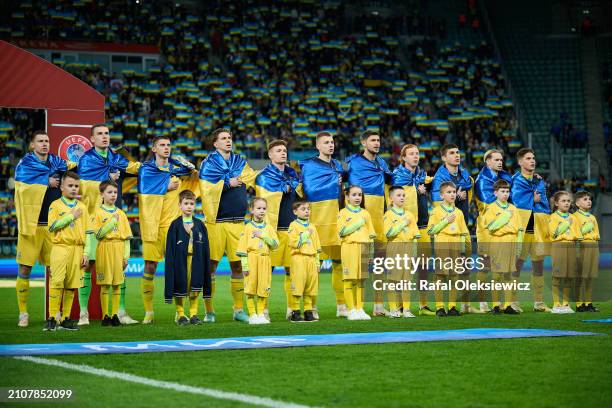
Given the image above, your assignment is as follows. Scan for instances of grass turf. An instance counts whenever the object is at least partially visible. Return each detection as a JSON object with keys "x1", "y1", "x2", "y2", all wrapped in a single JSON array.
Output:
[{"x1": 0, "y1": 275, "x2": 610, "y2": 407}]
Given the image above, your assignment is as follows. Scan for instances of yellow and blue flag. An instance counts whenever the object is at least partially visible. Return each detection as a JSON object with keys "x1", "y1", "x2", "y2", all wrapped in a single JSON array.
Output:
[
  {"x1": 77, "y1": 148, "x2": 141, "y2": 214},
  {"x1": 254, "y1": 163, "x2": 302, "y2": 229},
  {"x1": 345, "y1": 153, "x2": 391, "y2": 241},
  {"x1": 511, "y1": 171, "x2": 550, "y2": 246},
  {"x1": 431, "y1": 165, "x2": 473, "y2": 203},
  {"x1": 198, "y1": 151, "x2": 256, "y2": 224},
  {"x1": 474, "y1": 166, "x2": 512, "y2": 249},
  {"x1": 391, "y1": 165, "x2": 432, "y2": 221},
  {"x1": 299, "y1": 156, "x2": 344, "y2": 247},
  {"x1": 15, "y1": 153, "x2": 73, "y2": 236},
  {"x1": 138, "y1": 158, "x2": 196, "y2": 241}
]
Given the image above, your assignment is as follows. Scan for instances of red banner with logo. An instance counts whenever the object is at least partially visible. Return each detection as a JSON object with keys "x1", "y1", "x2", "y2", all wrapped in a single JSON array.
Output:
[{"x1": 47, "y1": 109, "x2": 103, "y2": 160}]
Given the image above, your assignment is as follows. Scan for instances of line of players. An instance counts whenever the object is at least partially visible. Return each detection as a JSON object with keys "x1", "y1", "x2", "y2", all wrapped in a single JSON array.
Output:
[{"x1": 13, "y1": 127, "x2": 600, "y2": 328}]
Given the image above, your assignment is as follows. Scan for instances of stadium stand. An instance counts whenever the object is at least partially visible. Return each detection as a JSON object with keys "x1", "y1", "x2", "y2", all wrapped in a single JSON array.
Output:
[{"x1": 0, "y1": 0, "x2": 608, "y2": 251}]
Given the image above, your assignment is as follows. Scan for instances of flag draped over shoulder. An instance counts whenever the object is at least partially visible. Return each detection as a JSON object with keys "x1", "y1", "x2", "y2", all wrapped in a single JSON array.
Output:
[
  {"x1": 299, "y1": 156, "x2": 344, "y2": 247},
  {"x1": 475, "y1": 167, "x2": 512, "y2": 207},
  {"x1": 474, "y1": 166, "x2": 512, "y2": 248},
  {"x1": 198, "y1": 151, "x2": 256, "y2": 223},
  {"x1": 345, "y1": 153, "x2": 390, "y2": 197},
  {"x1": 255, "y1": 163, "x2": 302, "y2": 229},
  {"x1": 511, "y1": 172, "x2": 550, "y2": 245},
  {"x1": 299, "y1": 157, "x2": 343, "y2": 202},
  {"x1": 346, "y1": 153, "x2": 391, "y2": 241},
  {"x1": 15, "y1": 153, "x2": 68, "y2": 236},
  {"x1": 391, "y1": 165, "x2": 431, "y2": 219},
  {"x1": 138, "y1": 158, "x2": 195, "y2": 241},
  {"x1": 78, "y1": 148, "x2": 140, "y2": 214},
  {"x1": 431, "y1": 164, "x2": 473, "y2": 202},
  {"x1": 510, "y1": 172, "x2": 550, "y2": 214}
]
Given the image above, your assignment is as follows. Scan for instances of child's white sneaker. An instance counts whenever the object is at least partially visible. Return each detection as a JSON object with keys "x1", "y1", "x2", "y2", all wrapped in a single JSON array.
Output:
[
  {"x1": 336, "y1": 304, "x2": 348, "y2": 317},
  {"x1": 118, "y1": 310, "x2": 139, "y2": 324},
  {"x1": 77, "y1": 311, "x2": 89, "y2": 326},
  {"x1": 551, "y1": 306, "x2": 565, "y2": 314},
  {"x1": 389, "y1": 309, "x2": 402, "y2": 318},
  {"x1": 403, "y1": 310, "x2": 416, "y2": 318},
  {"x1": 347, "y1": 309, "x2": 359, "y2": 321},
  {"x1": 18, "y1": 312, "x2": 29, "y2": 328},
  {"x1": 358, "y1": 309, "x2": 372, "y2": 320},
  {"x1": 248, "y1": 315, "x2": 260, "y2": 325}
]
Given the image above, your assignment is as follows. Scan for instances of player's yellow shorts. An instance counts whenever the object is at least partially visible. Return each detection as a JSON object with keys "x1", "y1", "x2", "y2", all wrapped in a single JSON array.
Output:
[
  {"x1": 142, "y1": 226, "x2": 169, "y2": 263},
  {"x1": 551, "y1": 243, "x2": 578, "y2": 278},
  {"x1": 271, "y1": 230, "x2": 291, "y2": 267},
  {"x1": 320, "y1": 245, "x2": 341, "y2": 261},
  {"x1": 207, "y1": 221, "x2": 244, "y2": 262},
  {"x1": 96, "y1": 240, "x2": 125, "y2": 285},
  {"x1": 341, "y1": 243, "x2": 369, "y2": 280},
  {"x1": 244, "y1": 253, "x2": 272, "y2": 297},
  {"x1": 290, "y1": 254, "x2": 319, "y2": 296},
  {"x1": 519, "y1": 232, "x2": 544, "y2": 262},
  {"x1": 49, "y1": 244, "x2": 84, "y2": 289},
  {"x1": 16, "y1": 226, "x2": 52, "y2": 267},
  {"x1": 578, "y1": 242, "x2": 599, "y2": 278}
]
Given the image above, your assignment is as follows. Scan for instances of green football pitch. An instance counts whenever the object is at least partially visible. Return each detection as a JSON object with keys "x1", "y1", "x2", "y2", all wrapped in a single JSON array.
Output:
[{"x1": 0, "y1": 275, "x2": 610, "y2": 408}]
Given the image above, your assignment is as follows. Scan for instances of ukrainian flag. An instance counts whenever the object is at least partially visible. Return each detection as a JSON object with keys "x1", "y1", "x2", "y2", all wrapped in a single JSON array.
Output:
[
  {"x1": 391, "y1": 165, "x2": 432, "y2": 220},
  {"x1": 511, "y1": 172, "x2": 551, "y2": 250},
  {"x1": 255, "y1": 163, "x2": 302, "y2": 229},
  {"x1": 138, "y1": 159, "x2": 197, "y2": 241},
  {"x1": 15, "y1": 153, "x2": 73, "y2": 236},
  {"x1": 431, "y1": 164, "x2": 473, "y2": 205},
  {"x1": 346, "y1": 153, "x2": 391, "y2": 241},
  {"x1": 299, "y1": 156, "x2": 344, "y2": 247},
  {"x1": 198, "y1": 151, "x2": 256, "y2": 224},
  {"x1": 474, "y1": 166, "x2": 513, "y2": 251},
  {"x1": 77, "y1": 148, "x2": 141, "y2": 215}
]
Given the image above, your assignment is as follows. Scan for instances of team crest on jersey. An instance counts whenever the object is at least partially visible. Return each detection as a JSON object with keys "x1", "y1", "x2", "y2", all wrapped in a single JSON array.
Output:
[{"x1": 58, "y1": 134, "x2": 93, "y2": 162}]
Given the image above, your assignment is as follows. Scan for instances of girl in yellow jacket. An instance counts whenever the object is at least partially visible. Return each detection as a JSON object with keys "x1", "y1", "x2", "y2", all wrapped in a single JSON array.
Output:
[
  {"x1": 337, "y1": 186, "x2": 376, "y2": 321},
  {"x1": 548, "y1": 191, "x2": 582, "y2": 314}
]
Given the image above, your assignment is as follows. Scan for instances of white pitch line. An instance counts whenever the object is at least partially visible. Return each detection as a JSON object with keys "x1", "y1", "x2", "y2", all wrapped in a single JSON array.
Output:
[{"x1": 15, "y1": 356, "x2": 314, "y2": 408}]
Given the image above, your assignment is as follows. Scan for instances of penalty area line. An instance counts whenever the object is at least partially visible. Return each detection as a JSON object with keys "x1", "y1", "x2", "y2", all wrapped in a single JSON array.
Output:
[{"x1": 15, "y1": 356, "x2": 314, "y2": 408}]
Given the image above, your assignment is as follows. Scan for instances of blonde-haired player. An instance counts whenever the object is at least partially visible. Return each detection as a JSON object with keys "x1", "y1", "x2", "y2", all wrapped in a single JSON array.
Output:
[
  {"x1": 337, "y1": 185, "x2": 376, "y2": 321},
  {"x1": 90, "y1": 180, "x2": 132, "y2": 326},
  {"x1": 287, "y1": 200, "x2": 321, "y2": 322},
  {"x1": 391, "y1": 144, "x2": 435, "y2": 316},
  {"x1": 384, "y1": 186, "x2": 420, "y2": 318},
  {"x1": 549, "y1": 191, "x2": 582, "y2": 314},
  {"x1": 236, "y1": 197, "x2": 279, "y2": 325},
  {"x1": 45, "y1": 172, "x2": 90, "y2": 331}
]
